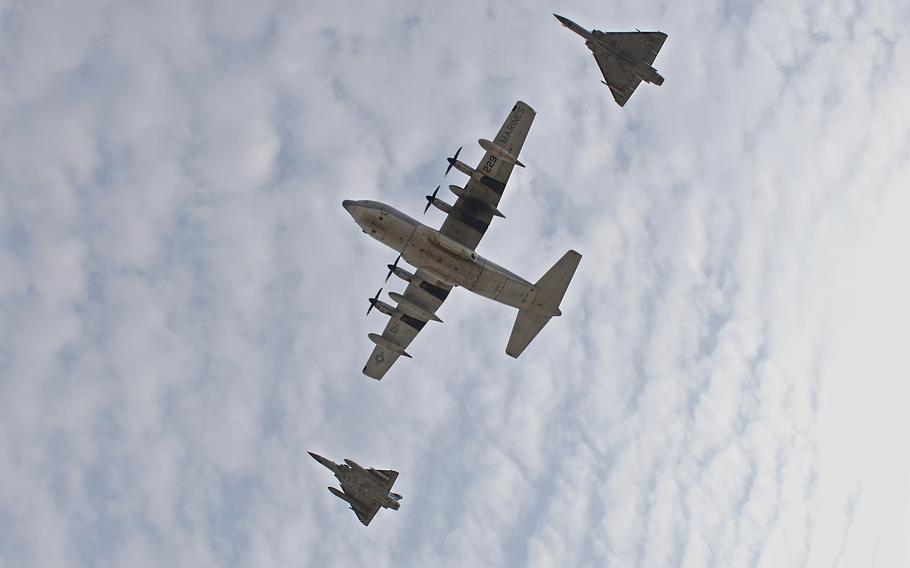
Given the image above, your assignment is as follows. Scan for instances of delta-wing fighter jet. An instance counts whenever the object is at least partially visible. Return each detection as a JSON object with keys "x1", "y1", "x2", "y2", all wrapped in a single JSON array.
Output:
[
  {"x1": 344, "y1": 101, "x2": 582, "y2": 380},
  {"x1": 309, "y1": 452, "x2": 402, "y2": 526},
  {"x1": 555, "y1": 14, "x2": 667, "y2": 107}
]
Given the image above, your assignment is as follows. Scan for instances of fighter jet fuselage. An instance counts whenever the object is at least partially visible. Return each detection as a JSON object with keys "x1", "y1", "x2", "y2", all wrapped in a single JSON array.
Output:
[
  {"x1": 309, "y1": 452, "x2": 402, "y2": 525},
  {"x1": 343, "y1": 200, "x2": 560, "y2": 317},
  {"x1": 555, "y1": 14, "x2": 667, "y2": 105}
]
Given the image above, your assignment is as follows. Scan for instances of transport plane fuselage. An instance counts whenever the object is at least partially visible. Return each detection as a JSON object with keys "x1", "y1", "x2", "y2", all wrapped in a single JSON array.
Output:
[{"x1": 343, "y1": 199, "x2": 558, "y2": 316}]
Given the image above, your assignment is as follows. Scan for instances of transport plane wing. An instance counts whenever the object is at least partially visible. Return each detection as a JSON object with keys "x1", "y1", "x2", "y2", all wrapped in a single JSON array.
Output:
[
  {"x1": 363, "y1": 269, "x2": 452, "y2": 380},
  {"x1": 437, "y1": 101, "x2": 536, "y2": 249}
]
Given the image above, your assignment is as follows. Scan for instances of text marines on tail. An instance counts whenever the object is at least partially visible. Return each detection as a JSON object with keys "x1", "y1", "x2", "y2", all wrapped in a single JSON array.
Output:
[
  {"x1": 555, "y1": 14, "x2": 667, "y2": 107},
  {"x1": 343, "y1": 101, "x2": 582, "y2": 380}
]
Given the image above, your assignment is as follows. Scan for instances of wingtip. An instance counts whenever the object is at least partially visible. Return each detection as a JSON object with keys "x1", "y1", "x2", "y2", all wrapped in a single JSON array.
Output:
[{"x1": 362, "y1": 366, "x2": 383, "y2": 380}]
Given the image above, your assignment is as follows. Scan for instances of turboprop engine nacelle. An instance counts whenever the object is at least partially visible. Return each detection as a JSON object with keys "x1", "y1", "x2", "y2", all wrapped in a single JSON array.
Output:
[
  {"x1": 448, "y1": 185, "x2": 505, "y2": 218},
  {"x1": 429, "y1": 197, "x2": 455, "y2": 216},
  {"x1": 447, "y1": 158, "x2": 477, "y2": 179},
  {"x1": 371, "y1": 299, "x2": 397, "y2": 317},
  {"x1": 478, "y1": 138, "x2": 524, "y2": 167},
  {"x1": 388, "y1": 292, "x2": 443, "y2": 322},
  {"x1": 387, "y1": 264, "x2": 414, "y2": 283}
]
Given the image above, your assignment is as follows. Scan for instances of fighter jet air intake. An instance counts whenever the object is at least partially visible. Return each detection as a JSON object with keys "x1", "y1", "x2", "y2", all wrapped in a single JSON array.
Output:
[
  {"x1": 555, "y1": 14, "x2": 667, "y2": 107},
  {"x1": 309, "y1": 452, "x2": 403, "y2": 526},
  {"x1": 344, "y1": 101, "x2": 582, "y2": 380}
]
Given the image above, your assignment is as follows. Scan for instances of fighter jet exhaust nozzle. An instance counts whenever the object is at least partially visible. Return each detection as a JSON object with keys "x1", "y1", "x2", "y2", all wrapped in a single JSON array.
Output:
[
  {"x1": 445, "y1": 146, "x2": 462, "y2": 176},
  {"x1": 423, "y1": 185, "x2": 440, "y2": 214},
  {"x1": 367, "y1": 288, "x2": 383, "y2": 315}
]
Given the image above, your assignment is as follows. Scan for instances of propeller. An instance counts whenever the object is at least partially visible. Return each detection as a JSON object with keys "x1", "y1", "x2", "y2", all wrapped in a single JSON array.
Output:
[
  {"x1": 423, "y1": 185, "x2": 440, "y2": 214},
  {"x1": 366, "y1": 287, "x2": 383, "y2": 315},
  {"x1": 445, "y1": 146, "x2": 462, "y2": 176},
  {"x1": 385, "y1": 256, "x2": 401, "y2": 282}
]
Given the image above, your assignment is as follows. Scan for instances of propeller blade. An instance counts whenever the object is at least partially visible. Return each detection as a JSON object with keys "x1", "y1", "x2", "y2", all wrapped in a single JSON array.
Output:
[
  {"x1": 423, "y1": 185, "x2": 440, "y2": 214},
  {"x1": 445, "y1": 146, "x2": 462, "y2": 176},
  {"x1": 366, "y1": 287, "x2": 383, "y2": 315},
  {"x1": 385, "y1": 256, "x2": 400, "y2": 282}
]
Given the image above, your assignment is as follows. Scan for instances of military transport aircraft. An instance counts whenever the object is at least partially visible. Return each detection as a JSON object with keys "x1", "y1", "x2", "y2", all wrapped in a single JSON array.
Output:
[
  {"x1": 554, "y1": 14, "x2": 667, "y2": 107},
  {"x1": 309, "y1": 452, "x2": 402, "y2": 526},
  {"x1": 343, "y1": 101, "x2": 582, "y2": 380}
]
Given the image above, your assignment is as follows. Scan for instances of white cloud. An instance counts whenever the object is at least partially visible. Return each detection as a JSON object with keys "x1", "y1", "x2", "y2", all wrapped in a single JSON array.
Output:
[{"x1": 1, "y1": 0, "x2": 909, "y2": 566}]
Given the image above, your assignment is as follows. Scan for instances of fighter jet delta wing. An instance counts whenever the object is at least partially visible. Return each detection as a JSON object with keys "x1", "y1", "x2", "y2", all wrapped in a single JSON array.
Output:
[
  {"x1": 599, "y1": 31, "x2": 667, "y2": 66},
  {"x1": 437, "y1": 101, "x2": 536, "y2": 249},
  {"x1": 337, "y1": 460, "x2": 401, "y2": 526},
  {"x1": 593, "y1": 32, "x2": 667, "y2": 106},
  {"x1": 593, "y1": 50, "x2": 642, "y2": 107}
]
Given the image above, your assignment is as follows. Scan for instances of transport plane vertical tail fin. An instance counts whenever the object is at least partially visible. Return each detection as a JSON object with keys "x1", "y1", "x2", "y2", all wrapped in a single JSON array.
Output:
[{"x1": 506, "y1": 250, "x2": 582, "y2": 358}]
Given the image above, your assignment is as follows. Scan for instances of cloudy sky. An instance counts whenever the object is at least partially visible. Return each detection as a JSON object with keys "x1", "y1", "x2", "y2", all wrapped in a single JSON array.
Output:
[{"x1": 2, "y1": 0, "x2": 909, "y2": 566}]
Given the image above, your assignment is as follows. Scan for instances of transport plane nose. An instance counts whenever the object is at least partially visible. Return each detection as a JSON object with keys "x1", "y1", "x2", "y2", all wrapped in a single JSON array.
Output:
[{"x1": 342, "y1": 199, "x2": 355, "y2": 212}]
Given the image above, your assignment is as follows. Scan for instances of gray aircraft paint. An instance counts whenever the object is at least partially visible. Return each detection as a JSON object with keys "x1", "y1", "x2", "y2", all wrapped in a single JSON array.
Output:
[
  {"x1": 555, "y1": 14, "x2": 667, "y2": 106},
  {"x1": 343, "y1": 200, "x2": 560, "y2": 316},
  {"x1": 346, "y1": 102, "x2": 581, "y2": 380},
  {"x1": 309, "y1": 452, "x2": 401, "y2": 526}
]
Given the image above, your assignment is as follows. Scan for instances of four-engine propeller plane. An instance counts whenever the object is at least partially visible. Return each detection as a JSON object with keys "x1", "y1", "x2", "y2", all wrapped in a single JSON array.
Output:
[
  {"x1": 309, "y1": 452, "x2": 402, "y2": 526},
  {"x1": 344, "y1": 101, "x2": 582, "y2": 380},
  {"x1": 555, "y1": 14, "x2": 667, "y2": 107}
]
